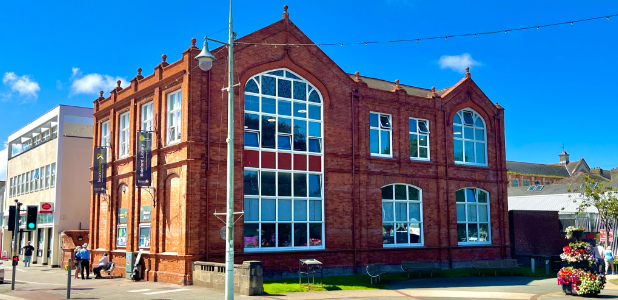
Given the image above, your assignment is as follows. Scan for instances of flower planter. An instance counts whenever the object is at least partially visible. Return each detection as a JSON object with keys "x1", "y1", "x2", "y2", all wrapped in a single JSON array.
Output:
[
  {"x1": 573, "y1": 230, "x2": 584, "y2": 240},
  {"x1": 562, "y1": 283, "x2": 574, "y2": 295}
]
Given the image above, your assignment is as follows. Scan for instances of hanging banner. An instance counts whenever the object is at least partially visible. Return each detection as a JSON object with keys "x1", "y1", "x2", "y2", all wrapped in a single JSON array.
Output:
[
  {"x1": 93, "y1": 147, "x2": 107, "y2": 193},
  {"x1": 118, "y1": 208, "x2": 128, "y2": 224},
  {"x1": 136, "y1": 131, "x2": 152, "y2": 187},
  {"x1": 600, "y1": 229, "x2": 614, "y2": 242}
]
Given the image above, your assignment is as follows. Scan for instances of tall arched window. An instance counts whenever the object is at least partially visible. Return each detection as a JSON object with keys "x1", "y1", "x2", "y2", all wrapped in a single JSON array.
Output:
[
  {"x1": 524, "y1": 180, "x2": 530, "y2": 186},
  {"x1": 381, "y1": 184, "x2": 423, "y2": 246},
  {"x1": 243, "y1": 69, "x2": 324, "y2": 251},
  {"x1": 456, "y1": 188, "x2": 490, "y2": 244},
  {"x1": 512, "y1": 179, "x2": 518, "y2": 187},
  {"x1": 453, "y1": 109, "x2": 487, "y2": 165}
]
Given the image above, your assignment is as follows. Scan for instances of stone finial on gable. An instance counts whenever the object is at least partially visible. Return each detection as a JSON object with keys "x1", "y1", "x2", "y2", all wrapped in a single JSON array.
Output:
[
  {"x1": 354, "y1": 71, "x2": 362, "y2": 83},
  {"x1": 191, "y1": 37, "x2": 197, "y2": 48},
  {"x1": 495, "y1": 102, "x2": 504, "y2": 110},
  {"x1": 465, "y1": 67, "x2": 471, "y2": 79},
  {"x1": 162, "y1": 54, "x2": 167, "y2": 63},
  {"x1": 392, "y1": 79, "x2": 402, "y2": 92},
  {"x1": 429, "y1": 86, "x2": 439, "y2": 98},
  {"x1": 98, "y1": 91, "x2": 105, "y2": 100},
  {"x1": 282, "y1": 5, "x2": 289, "y2": 20}
]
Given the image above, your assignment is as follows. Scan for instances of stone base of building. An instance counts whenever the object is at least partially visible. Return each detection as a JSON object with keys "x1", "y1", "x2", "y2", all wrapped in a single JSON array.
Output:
[{"x1": 193, "y1": 261, "x2": 264, "y2": 296}]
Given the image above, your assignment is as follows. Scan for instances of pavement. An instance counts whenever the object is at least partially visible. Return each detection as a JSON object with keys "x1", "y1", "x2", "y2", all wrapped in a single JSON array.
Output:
[{"x1": 2, "y1": 264, "x2": 618, "y2": 300}]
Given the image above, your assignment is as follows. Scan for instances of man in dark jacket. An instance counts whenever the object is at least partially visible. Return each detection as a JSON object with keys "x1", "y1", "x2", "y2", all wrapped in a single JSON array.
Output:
[{"x1": 23, "y1": 242, "x2": 35, "y2": 267}]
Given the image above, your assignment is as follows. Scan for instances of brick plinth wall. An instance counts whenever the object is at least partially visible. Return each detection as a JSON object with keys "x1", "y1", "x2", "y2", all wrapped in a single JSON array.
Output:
[{"x1": 509, "y1": 211, "x2": 563, "y2": 257}]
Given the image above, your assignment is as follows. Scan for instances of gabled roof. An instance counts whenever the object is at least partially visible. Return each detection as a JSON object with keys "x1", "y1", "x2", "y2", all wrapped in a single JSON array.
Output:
[
  {"x1": 566, "y1": 159, "x2": 589, "y2": 175},
  {"x1": 506, "y1": 161, "x2": 569, "y2": 177},
  {"x1": 347, "y1": 74, "x2": 452, "y2": 98}
]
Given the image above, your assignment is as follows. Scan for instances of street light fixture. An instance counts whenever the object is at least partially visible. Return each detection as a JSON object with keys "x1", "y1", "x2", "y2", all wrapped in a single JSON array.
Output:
[{"x1": 195, "y1": 39, "x2": 217, "y2": 72}]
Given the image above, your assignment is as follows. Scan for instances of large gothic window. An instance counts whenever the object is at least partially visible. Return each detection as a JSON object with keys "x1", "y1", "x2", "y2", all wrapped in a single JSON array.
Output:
[
  {"x1": 456, "y1": 188, "x2": 491, "y2": 244},
  {"x1": 381, "y1": 184, "x2": 423, "y2": 246},
  {"x1": 453, "y1": 109, "x2": 486, "y2": 165},
  {"x1": 243, "y1": 69, "x2": 324, "y2": 251}
]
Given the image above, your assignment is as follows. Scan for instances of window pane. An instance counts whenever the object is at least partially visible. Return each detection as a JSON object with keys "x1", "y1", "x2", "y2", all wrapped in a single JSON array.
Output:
[
  {"x1": 379, "y1": 115, "x2": 390, "y2": 129},
  {"x1": 308, "y1": 138, "x2": 321, "y2": 153},
  {"x1": 410, "y1": 223, "x2": 421, "y2": 244},
  {"x1": 293, "y1": 173, "x2": 307, "y2": 197},
  {"x1": 309, "y1": 122, "x2": 321, "y2": 137},
  {"x1": 394, "y1": 185, "x2": 406, "y2": 200},
  {"x1": 468, "y1": 224, "x2": 479, "y2": 242},
  {"x1": 262, "y1": 76, "x2": 276, "y2": 96},
  {"x1": 466, "y1": 189, "x2": 476, "y2": 202},
  {"x1": 370, "y1": 129, "x2": 379, "y2": 154},
  {"x1": 464, "y1": 141, "x2": 474, "y2": 162},
  {"x1": 475, "y1": 129, "x2": 485, "y2": 141},
  {"x1": 278, "y1": 118, "x2": 292, "y2": 134},
  {"x1": 278, "y1": 173, "x2": 291, "y2": 196},
  {"x1": 475, "y1": 117, "x2": 484, "y2": 128},
  {"x1": 479, "y1": 205, "x2": 488, "y2": 222},
  {"x1": 464, "y1": 127, "x2": 473, "y2": 139},
  {"x1": 245, "y1": 79, "x2": 259, "y2": 93},
  {"x1": 309, "y1": 200, "x2": 322, "y2": 221},
  {"x1": 456, "y1": 189, "x2": 465, "y2": 202},
  {"x1": 278, "y1": 199, "x2": 292, "y2": 221},
  {"x1": 409, "y1": 203, "x2": 421, "y2": 222},
  {"x1": 395, "y1": 203, "x2": 407, "y2": 221},
  {"x1": 383, "y1": 224, "x2": 394, "y2": 245},
  {"x1": 244, "y1": 171, "x2": 259, "y2": 195},
  {"x1": 139, "y1": 226, "x2": 151, "y2": 248},
  {"x1": 278, "y1": 223, "x2": 292, "y2": 247},
  {"x1": 293, "y1": 81, "x2": 306, "y2": 100},
  {"x1": 410, "y1": 134, "x2": 418, "y2": 158},
  {"x1": 244, "y1": 224, "x2": 259, "y2": 248},
  {"x1": 396, "y1": 223, "x2": 408, "y2": 244},
  {"x1": 478, "y1": 190, "x2": 488, "y2": 203},
  {"x1": 261, "y1": 171, "x2": 276, "y2": 196},
  {"x1": 476, "y1": 142, "x2": 486, "y2": 164},
  {"x1": 457, "y1": 224, "x2": 467, "y2": 242},
  {"x1": 294, "y1": 102, "x2": 306, "y2": 118},
  {"x1": 262, "y1": 97, "x2": 276, "y2": 114},
  {"x1": 454, "y1": 140, "x2": 463, "y2": 162},
  {"x1": 285, "y1": 71, "x2": 299, "y2": 79},
  {"x1": 380, "y1": 130, "x2": 390, "y2": 155},
  {"x1": 408, "y1": 186, "x2": 419, "y2": 200},
  {"x1": 382, "y1": 185, "x2": 393, "y2": 200},
  {"x1": 419, "y1": 147, "x2": 428, "y2": 159},
  {"x1": 456, "y1": 204, "x2": 465, "y2": 222},
  {"x1": 244, "y1": 199, "x2": 259, "y2": 221},
  {"x1": 245, "y1": 95, "x2": 259, "y2": 112},
  {"x1": 308, "y1": 90, "x2": 320, "y2": 103},
  {"x1": 293, "y1": 120, "x2": 307, "y2": 151},
  {"x1": 244, "y1": 113, "x2": 259, "y2": 130},
  {"x1": 309, "y1": 223, "x2": 322, "y2": 246},
  {"x1": 382, "y1": 202, "x2": 394, "y2": 221},
  {"x1": 278, "y1": 135, "x2": 291, "y2": 150},
  {"x1": 418, "y1": 134, "x2": 428, "y2": 147},
  {"x1": 479, "y1": 224, "x2": 489, "y2": 242},
  {"x1": 453, "y1": 113, "x2": 462, "y2": 124},
  {"x1": 467, "y1": 204, "x2": 477, "y2": 222},
  {"x1": 463, "y1": 111, "x2": 473, "y2": 125},
  {"x1": 262, "y1": 116, "x2": 276, "y2": 148},
  {"x1": 294, "y1": 223, "x2": 308, "y2": 246},
  {"x1": 453, "y1": 125, "x2": 462, "y2": 136},
  {"x1": 278, "y1": 79, "x2": 291, "y2": 98},
  {"x1": 268, "y1": 70, "x2": 284, "y2": 76},
  {"x1": 370, "y1": 113, "x2": 378, "y2": 127},
  {"x1": 261, "y1": 223, "x2": 276, "y2": 247},
  {"x1": 261, "y1": 199, "x2": 276, "y2": 221},
  {"x1": 278, "y1": 100, "x2": 292, "y2": 116},
  {"x1": 418, "y1": 121, "x2": 428, "y2": 133},
  {"x1": 308, "y1": 105, "x2": 321, "y2": 120},
  {"x1": 409, "y1": 119, "x2": 417, "y2": 133},
  {"x1": 309, "y1": 175, "x2": 321, "y2": 197}
]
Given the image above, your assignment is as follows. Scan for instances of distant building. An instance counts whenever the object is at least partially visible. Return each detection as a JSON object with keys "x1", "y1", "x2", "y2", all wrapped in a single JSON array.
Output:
[
  {"x1": 506, "y1": 150, "x2": 610, "y2": 187},
  {"x1": 2, "y1": 105, "x2": 93, "y2": 267}
]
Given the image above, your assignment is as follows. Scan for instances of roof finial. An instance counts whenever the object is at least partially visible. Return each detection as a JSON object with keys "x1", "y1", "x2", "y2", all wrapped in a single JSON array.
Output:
[
  {"x1": 191, "y1": 37, "x2": 197, "y2": 47},
  {"x1": 117, "y1": 80, "x2": 121, "y2": 88},
  {"x1": 137, "y1": 68, "x2": 142, "y2": 76},
  {"x1": 162, "y1": 54, "x2": 167, "y2": 63},
  {"x1": 392, "y1": 79, "x2": 402, "y2": 92},
  {"x1": 429, "y1": 86, "x2": 439, "y2": 98},
  {"x1": 99, "y1": 91, "x2": 104, "y2": 98},
  {"x1": 465, "y1": 67, "x2": 471, "y2": 79},
  {"x1": 282, "y1": 5, "x2": 289, "y2": 19},
  {"x1": 354, "y1": 71, "x2": 360, "y2": 82}
]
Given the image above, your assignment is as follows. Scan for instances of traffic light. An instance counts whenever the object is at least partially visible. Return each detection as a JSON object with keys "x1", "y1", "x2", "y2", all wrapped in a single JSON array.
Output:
[
  {"x1": 8, "y1": 206, "x2": 15, "y2": 232},
  {"x1": 26, "y1": 205, "x2": 38, "y2": 230},
  {"x1": 12, "y1": 255, "x2": 19, "y2": 266}
]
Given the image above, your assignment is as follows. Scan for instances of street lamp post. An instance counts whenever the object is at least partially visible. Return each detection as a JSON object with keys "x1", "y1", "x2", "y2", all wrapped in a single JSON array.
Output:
[{"x1": 195, "y1": 1, "x2": 236, "y2": 299}]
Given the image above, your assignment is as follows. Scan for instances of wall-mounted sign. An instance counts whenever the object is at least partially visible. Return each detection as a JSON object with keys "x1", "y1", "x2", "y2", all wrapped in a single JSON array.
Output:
[
  {"x1": 93, "y1": 147, "x2": 107, "y2": 193},
  {"x1": 118, "y1": 208, "x2": 128, "y2": 224},
  {"x1": 136, "y1": 131, "x2": 152, "y2": 187},
  {"x1": 39, "y1": 202, "x2": 53, "y2": 214},
  {"x1": 140, "y1": 206, "x2": 152, "y2": 222},
  {"x1": 601, "y1": 229, "x2": 614, "y2": 241}
]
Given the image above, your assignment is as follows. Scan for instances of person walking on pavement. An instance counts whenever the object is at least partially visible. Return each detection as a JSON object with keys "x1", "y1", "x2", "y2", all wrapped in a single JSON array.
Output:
[
  {"x1": 74, "y1": 246, "x2": 82, "y2": 279},
  {"x1": 78, "y1": 243, "x2": 91, "y2": 279},
  {"x1": 605, "y1": 246, "x2": 615, "y2": 275},
  {"x1": 22, "y1": 242, "x2": 35, "y2": 267}
]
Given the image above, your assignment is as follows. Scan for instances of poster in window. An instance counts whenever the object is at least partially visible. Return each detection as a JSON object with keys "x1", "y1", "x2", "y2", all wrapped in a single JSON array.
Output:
[
  {"x1": 139, "y1": 226, "x2": 151, "y2": 248},
  {"x1": 117, "y1": 227, "x2": 127, "y2": 247},
  {"x1": 93, "y1": 147, "x2": 107, "y2": 193},
  {"x1": 136, "y1": 131, "x2": 152, "y2": 187}
]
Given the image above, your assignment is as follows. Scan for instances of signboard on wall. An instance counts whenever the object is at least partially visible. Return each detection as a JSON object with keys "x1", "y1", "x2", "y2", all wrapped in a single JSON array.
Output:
[
  {"x1": 136, "y1": 131, "x2": 152, "y2": 187},
  {"x1": 118, "y1": 208, "x2": 128, "y2": 224},
  {"x1": 600, "y1": 229, "x2": 614, "y2": 241},
  {"x1": 140, "y1": 206, "x2": 151, "y2": 222},
  {"x1": 93, "y1": 147, "x2": 107, "y2": 193},
  {"x1": 39, "y1": 202, "x2": 53, "y2": 214}
]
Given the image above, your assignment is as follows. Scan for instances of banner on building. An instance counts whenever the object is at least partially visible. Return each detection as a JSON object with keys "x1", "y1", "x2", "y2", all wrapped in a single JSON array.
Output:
[
  {"x1": 601, "y1": 229, "x2": 614, "y2": 241},
  {"x1": 136, "y1": 131, "x2": 152, "y2": 187},
  {"x1": 93, "y1": 147, "x2": 107, "y2": 193}
]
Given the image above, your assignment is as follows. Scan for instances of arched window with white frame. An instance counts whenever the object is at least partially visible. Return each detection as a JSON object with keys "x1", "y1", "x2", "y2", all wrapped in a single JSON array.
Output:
[
  {"x1": 381, "y1": 184, "x2": 423, "y2": 246},
  {"x1": 456, "y1": 188, "x2": 490, "y2": 244},
  {"x1": 453, "y1": 109, "x2": 487, "y2": 165},
  {"x1": 242, "y1": 69, "x2": 324, "y2": 251}
]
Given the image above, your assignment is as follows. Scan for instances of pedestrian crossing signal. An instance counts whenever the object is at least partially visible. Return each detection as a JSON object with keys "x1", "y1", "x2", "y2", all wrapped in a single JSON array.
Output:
[{"x1": 12, "y1": 255, "x2": 18, "y2": 266}]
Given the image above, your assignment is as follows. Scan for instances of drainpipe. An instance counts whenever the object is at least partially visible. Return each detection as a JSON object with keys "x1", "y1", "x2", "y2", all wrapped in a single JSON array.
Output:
[
  {"x1": 351, "y1": 90, "x2": 359, "y2": 274},
  {"x1": 442, "y1": 106, "x2": 453, "y2": 269}
]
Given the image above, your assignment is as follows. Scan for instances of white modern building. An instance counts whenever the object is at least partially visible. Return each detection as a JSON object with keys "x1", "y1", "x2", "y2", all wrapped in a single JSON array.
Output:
[{"x1": 2, "y1": 105, "x2": 93, "y2": 267}]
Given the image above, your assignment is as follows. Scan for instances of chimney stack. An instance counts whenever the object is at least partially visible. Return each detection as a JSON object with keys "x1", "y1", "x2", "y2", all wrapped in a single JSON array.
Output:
[
  {"x1": 559, "y1": 150, "x2": 570, "y2": 165},
  {"x1": 611, "y1": 168, "x2": 618, "y2": 182},
  {"x1": 591, "y1": 168, "x2": 602, "y2": 176}
]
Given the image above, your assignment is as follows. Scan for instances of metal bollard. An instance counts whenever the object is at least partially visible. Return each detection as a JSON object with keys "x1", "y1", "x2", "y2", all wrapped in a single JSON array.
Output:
[
  {"x1": 545, "y1": 260, "x2": 549, "y2": 275},
  {"x1": 531, "y1": 258, "x2": 535, "y2": 273},
  {"x1": 67, "y1": 259, "x2": 71, "y2": 299}
]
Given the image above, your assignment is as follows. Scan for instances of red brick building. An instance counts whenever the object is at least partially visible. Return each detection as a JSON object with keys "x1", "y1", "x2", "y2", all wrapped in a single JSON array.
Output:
[{"x1": 89, "y1": 7, "x2": 509, "y2": 284}]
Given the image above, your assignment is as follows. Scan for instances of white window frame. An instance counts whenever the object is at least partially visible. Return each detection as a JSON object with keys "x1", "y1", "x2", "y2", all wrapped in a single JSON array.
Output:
[
  {"x1": 139, "y1": 224, "x2": 151, "y2": 249},
  {"x1": 29, "y1": 170, "x2": 35, "y2": 192},
  {"x1": 9, "y1": 177, "x2": 13, "y2": 197},
  {"x1": 51, "y1": 163, "x2": 56, "y2": 187},
  {"x1": 167, "y1": 90, "x2": 182, "y2": 145},
  {"x1": 409, "y1": 118, "x2": 430, "y2": 161},
  {"x1": 456, "y1": 188, "x2": 491, "y2": 245},
  {"x1": 453, "y1": 109, "x2": 487, "y2": 166},
  {"x1": 119, "y1": 112, "x2": 130, "y2": 158},
  {"x1": 45, "y1": 165, "x2": 50, "y2": 189},
  {"x1": 101, "y1": 121, "x2": 110, "y2": 147},
  {"x1": 370, "y1": 112, "x2": 392, "y2": 157},
  {"x1": 141, "y1": 102, "x2": 153, "y2": 131},
  {"x1": 39, "y1": 167, "x2": 45, "y2": 191},
  {"x1": 381, "y1": 184, "x2": 424, "y2": 247},
  {"x1": 21, "y1": 173, "x2": 25, "y2": 194},
  {"x1": 116, "y1": 224, "x2": 127, "y2": 248},
  {"x1": 242, "y1": 69, "x2": 325, "y2": 252}
]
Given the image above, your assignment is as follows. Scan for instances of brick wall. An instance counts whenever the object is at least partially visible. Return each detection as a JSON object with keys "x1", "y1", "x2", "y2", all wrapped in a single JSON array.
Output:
[
  {"x1": 90, "y1": 15, "x2": 510, "y2": 284},
  {"x1": 509, "y1": 210, "x2": 563, "y2": 257}
]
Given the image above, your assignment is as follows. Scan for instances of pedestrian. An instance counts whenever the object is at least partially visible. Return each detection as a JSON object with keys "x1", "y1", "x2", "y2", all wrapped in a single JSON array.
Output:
[
  {"x1": 93, "y1": 253, "x2": 109, "y2": 279},
  {"x1": 22, "y1": 242, "x2": 35, "y2": 267},
  {"x1": 605, "y1": 246, "x2": 615, "y2": 275},
  {"x1": 74, "y1": 246, "x2": 82, "y2": 279},
  {"x1": 78, "y1": 243, "x2": 91, "y2": 280},
  {"x1": 596, "y1": 243, "x2": 606, "y2": 274}
]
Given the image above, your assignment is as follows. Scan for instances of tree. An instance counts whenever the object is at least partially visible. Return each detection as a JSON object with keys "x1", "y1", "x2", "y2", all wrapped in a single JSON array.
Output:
[{"x1": 569, "y1": 176, "x2": 618, "y2": 247}]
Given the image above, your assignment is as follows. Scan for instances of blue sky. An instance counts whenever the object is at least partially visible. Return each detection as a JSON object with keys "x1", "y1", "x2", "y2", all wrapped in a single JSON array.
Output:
[{"x1": 1, "y1": 0, "x2": 617, "y2": 179}]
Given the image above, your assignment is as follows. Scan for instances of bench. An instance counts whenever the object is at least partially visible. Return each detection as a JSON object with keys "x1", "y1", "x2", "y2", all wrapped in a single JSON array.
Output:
[
  {"x1": 471, "y1": 259, "x2": 518, "y2": 276},
  {"x1": 104, "y1": 262, "x2": 115, "y2": 278},
  {"x1": 401, "y1": 261, "x2": 440, "y2": 278},
  {"x1": 366, "y1": 263, "x2": 388, "y2": 285}
]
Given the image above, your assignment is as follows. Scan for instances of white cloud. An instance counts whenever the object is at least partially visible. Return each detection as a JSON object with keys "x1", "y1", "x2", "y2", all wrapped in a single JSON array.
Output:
[
  {"x1": 2, "y1": 72, "x2": 40, "y2": 100},
  {"x1": 0, "y1": 148, "x2": 7, "y2": 181},
  {"x1": 438, "y1": 53, "x2": 481, "y2": 74},
  {"x1": 70, "y1": 68, "x2": 128, "y2": 96}
]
